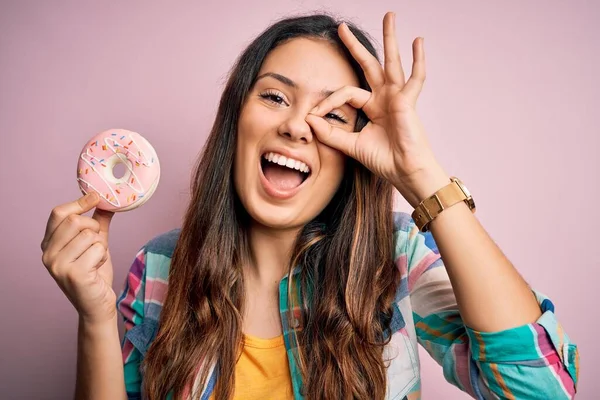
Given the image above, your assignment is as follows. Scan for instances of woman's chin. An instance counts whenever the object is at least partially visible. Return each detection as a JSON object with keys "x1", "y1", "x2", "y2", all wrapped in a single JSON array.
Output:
[
  {"x1": 236, "y1": 183, "x2": 330, "y2": 231},
  {"x1": 245, "y1": 201, "x2": 312, "y2": 231},
  {"x1": 251, "y1": 210, "x2": 304, "y2": 231}
]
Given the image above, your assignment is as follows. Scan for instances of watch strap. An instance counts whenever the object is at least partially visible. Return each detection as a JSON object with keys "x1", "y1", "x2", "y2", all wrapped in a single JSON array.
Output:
[{"x1": 411, "y1": 178, "x2": 473, "y2": 232}]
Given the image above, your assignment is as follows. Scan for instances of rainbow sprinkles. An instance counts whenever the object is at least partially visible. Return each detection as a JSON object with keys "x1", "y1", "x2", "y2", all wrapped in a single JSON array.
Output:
[{"x1": 76, "y1": 129, "x2": 160, "y2": 212}]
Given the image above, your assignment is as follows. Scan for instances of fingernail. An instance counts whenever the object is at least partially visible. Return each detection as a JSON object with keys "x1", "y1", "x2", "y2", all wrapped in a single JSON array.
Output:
[{"x1": 310, "y1": 106, "x2": 319, "y2": 114}]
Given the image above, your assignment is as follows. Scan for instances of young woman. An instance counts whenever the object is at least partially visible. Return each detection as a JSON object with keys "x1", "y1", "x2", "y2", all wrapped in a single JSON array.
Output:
[{"x1": 41, "y1": 12, "x2": 578, "y2": 400}]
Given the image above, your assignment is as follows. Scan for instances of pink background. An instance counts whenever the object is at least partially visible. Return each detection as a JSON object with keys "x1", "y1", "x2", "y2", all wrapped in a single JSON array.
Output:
[{"x1": 1, "y1": 1, "x2": 597, "y2": 398}]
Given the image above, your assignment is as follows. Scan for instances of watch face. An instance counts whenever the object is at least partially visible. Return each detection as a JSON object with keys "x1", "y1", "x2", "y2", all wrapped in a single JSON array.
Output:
[
  {"x1": 452, "y1": 177, "x2": 469, "y2": 196},
  {"x1": 452, "y1": 177, "x2": 476, "y2": 212},
  {"x1": 460, "y1": 182, "x2": 471, "y2": 198}
]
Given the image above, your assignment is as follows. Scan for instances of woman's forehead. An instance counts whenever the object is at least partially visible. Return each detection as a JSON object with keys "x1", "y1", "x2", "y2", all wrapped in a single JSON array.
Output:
[{"x1": 258, "y1": 37, "x2": 359, "y2": 90}]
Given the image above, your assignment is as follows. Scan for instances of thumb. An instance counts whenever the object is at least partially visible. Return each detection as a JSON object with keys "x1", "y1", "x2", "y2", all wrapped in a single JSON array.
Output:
[
  {"x1": 92, "y1": 208, "x2": 115, "y2": 239},
  {"x1": 306, "y1": 114, "x2": 359, "y2": 159}
]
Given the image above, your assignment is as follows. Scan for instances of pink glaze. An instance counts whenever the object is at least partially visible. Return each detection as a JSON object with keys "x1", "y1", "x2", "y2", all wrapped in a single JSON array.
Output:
[{"x1": 76, "y1": 129, "x2": 160, "y2": 212}]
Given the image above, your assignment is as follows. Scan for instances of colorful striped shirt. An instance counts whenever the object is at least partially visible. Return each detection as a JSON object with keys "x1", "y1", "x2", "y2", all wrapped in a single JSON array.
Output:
[{"x1": 117, "y1": 212, "x2": 579, "y2": 399}]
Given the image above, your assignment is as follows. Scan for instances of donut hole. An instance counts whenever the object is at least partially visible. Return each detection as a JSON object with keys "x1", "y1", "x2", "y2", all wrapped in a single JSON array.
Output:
[
  {"x1": 104, "y1": 154, "x2": 132, "y2": 184},
  {"x1": 112, "y1": 162, "x2": 127, "y2": 179}
]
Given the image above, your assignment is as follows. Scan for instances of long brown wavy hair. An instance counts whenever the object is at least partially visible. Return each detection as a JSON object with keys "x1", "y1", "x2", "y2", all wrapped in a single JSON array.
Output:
[{"x1": 143, "y1": 13, "x2": 400, "y2": 400}]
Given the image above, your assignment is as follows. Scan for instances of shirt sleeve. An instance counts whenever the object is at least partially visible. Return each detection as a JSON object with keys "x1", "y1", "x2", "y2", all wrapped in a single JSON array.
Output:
[
  {"x1": 399, "y1": 215, "x2": 579, "y2": 399},
  {"x1": 116, "y1": 248, "x2": 147, "y2": 400}
]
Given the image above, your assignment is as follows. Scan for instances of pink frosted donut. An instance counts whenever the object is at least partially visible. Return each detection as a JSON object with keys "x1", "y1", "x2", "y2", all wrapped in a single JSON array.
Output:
[{"x1": 76, "y1": 129, "x2": 160, "y2": 212}]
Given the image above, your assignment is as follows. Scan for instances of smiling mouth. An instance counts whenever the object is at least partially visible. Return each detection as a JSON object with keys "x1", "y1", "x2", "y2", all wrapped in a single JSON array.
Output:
[{"x1": 260, "y1": 153, "x2": 311, "y2": 191}]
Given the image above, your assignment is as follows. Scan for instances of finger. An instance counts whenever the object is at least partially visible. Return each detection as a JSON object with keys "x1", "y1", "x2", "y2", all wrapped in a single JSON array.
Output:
[
  {"x1": 383, "y1": 12, "x2": 406, "y2": 86},
  {"x1": 49, "y1": 229, "x2": 103, "y2": 276},
  {"x1": 402, "y1": 37, "x2": 426, "y2": 104},
  {"x1": 305, "y1": 114, "x2": 359, "y2": 158},
  {"x1": 92, "y1": 208, "x2": 114, "y2": 241},
  {"x1": 43, "y1": 192, "x2": 100, "y2": 249},
  {"x1": 310, "y1": 86, "x2": 371, "y2": 117},
  {"x1": 338, "y1": 22, "x2": 385, "y2": 89},
  {"x1": 42, "y1": 215, "x2": 100, "y2": 265},
  {"x1": 75, "y1": 242, "x2": 107, "y2": 271}
]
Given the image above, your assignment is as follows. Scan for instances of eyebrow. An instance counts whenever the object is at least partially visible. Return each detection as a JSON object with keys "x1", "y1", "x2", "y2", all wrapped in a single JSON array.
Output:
[{"x1": 255, "y1": 72, "x2": 334, "y2": 98}]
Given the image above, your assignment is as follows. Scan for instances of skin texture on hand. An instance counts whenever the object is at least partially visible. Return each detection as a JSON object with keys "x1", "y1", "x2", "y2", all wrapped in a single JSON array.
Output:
[{"x1": 41, "y1": 192, "x2": 116, "y2": 324}]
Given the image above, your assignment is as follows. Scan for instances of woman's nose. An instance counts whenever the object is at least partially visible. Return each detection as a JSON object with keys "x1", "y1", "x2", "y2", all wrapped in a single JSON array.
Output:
[{"x1": 277, "y1": 112, "x2": 314, "y2": 143}]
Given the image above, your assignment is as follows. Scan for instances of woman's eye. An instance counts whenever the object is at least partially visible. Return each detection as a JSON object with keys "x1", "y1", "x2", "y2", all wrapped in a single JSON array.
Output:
[
  {"x1": 325, "y1": 113, "x2": 348, "y2": 124},
  {"x1": 259, "y1": 92, "x2": 287, "y2": 105}
]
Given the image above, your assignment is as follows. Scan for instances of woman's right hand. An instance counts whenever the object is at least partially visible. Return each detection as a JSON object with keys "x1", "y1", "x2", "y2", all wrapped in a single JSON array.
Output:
[{"x1": 41, "y1": 192, "x2": 117, "y2": 325}]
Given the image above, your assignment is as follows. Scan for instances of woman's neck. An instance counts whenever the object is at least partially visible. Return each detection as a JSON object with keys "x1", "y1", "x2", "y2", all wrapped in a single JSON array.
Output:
[
  {"x1": 241, "y1": 222, "x2": 301, "y2": 338},
  {"x1": 244, "y1": 222, "x2": 301, "y2": 286}
]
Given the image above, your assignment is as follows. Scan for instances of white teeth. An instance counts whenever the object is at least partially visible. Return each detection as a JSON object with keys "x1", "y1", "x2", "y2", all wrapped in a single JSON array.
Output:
[{"x1": 263, "y1": 152, "x2": 310, "y2": 174}]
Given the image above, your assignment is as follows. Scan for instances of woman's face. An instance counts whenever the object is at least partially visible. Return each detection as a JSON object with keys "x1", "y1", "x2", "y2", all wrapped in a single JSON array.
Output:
[{"x1": 234, "y1": 37, "x2": 360, "y2": 230}]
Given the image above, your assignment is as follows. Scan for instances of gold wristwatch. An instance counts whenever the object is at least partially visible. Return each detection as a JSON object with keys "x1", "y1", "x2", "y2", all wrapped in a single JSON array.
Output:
[{"x1": 411, "y1": 177, "x2": 476, "y2": 232}]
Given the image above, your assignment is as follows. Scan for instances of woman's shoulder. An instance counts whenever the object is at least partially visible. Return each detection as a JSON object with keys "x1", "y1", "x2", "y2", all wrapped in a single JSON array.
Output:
[
  {"x1": 118, "y1": 229, "x2": 181, "y2": 325},
  {"x1": 143, "y1": 228, "x2": 181, "y2": 259},
  {"x1": 133, "y1": 228, "x2": 181, "y2": 288}
]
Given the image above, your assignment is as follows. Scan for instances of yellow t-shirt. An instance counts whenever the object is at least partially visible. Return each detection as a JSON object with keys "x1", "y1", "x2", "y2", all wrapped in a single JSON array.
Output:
[{"x1": 210, "y1": 334, "x2": 293, "y2": 399}]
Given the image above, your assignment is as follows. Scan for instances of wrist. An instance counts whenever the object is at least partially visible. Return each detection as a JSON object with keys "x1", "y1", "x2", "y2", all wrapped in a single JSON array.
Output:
[
  {"x1": 78, "y1": 314, "x2": 119, "y2": 337},
  {"x1": 394, "y1": 165, "x2": 451, "y2": 209}
]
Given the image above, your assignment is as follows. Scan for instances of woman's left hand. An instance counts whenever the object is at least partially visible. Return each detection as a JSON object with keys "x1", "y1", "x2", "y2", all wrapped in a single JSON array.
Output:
[{"x1": 306, "y1": 12, "x2": 450, "y2": 208}]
